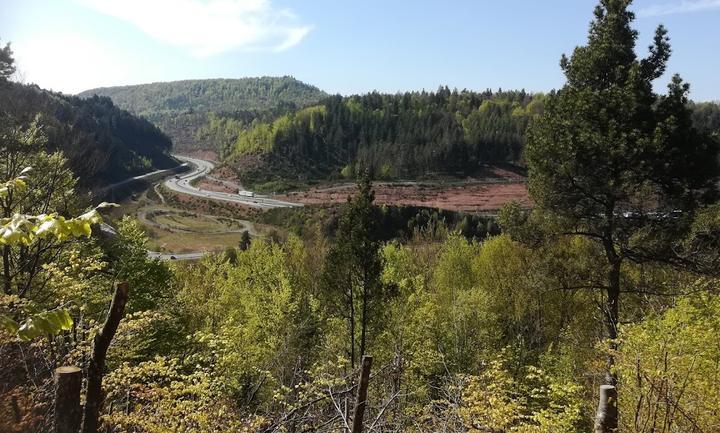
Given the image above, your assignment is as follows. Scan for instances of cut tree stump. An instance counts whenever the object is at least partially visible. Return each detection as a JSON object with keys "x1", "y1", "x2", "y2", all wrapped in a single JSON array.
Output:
[
  {"x1": 54, "y1": 366, "x2": 82, "y2": 433},
  {"x1": 594, "y1": 384, "x2": 618, "y2": 433}
]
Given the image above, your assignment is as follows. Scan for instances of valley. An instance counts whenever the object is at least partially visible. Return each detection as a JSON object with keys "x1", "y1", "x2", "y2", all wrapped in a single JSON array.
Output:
[
  {"x1": 4, "y1": 3, "x2": 720, "y2": 430},
  {"x1": 111, "y1": 152, "x2": 528, "y2": 259}
]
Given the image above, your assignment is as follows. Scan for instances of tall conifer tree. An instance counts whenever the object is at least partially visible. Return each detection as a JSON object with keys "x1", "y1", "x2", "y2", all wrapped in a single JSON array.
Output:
[{"x1": 525, "y1": 0, "x2": 718, "y2": 386}]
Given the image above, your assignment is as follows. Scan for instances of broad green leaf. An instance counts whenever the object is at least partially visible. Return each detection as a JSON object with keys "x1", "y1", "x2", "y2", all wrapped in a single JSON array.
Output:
[
  {"x1": 18, "y1": 320, "x2": 42, "y2": 341},
  {"x1": 31, "y1": 316, "x2": 54, "y2": 335},
  {"x1": 0, "y1": 315, "x2": 20, "y2": 334},
  {"x1": 44, "y1": 310, "x2": 73, "y2": 331}
]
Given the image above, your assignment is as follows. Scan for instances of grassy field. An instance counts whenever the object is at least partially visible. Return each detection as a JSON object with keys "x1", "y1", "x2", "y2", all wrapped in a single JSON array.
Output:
[
  {"x1": 107, "y1": 189, "x2": 271, "y2": 254},
  {"x1": 150, "y1": 212, "x2": 245, "y2": 233},
  {"x1": 144, "y1": 226, "x2": 250, "y2": 253}
]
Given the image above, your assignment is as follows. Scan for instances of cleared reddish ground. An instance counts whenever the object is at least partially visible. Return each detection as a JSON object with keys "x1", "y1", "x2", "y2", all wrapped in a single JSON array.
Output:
[
  {"x1": 196, "y1": 178, "x2": 236, "y2": 193},
  {"x1": 203, "y1": 163, "x2": 531, "y2": 213},
  {"x1": 278, "y1": 181, "x2": 530, "y2": 213}
]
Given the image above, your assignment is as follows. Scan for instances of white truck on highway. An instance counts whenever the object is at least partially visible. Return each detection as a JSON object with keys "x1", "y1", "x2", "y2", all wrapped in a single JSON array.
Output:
[{"x1": 238, "y1": 190, "x2": 255, "y2": 198}]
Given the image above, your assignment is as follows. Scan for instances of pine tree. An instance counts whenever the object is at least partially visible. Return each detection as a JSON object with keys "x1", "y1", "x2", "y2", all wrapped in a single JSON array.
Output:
[
  {"x1": 321, "y1": 170, "x2": 384, "y2": 368},
  {"x1": 239, "y1": 230, "x2": 251, "y2": 251},
  {"x1": 0, "y1": 40, "x2": 15, "y2": 81},
  {"x1": 525, "y1": 0, "x2": 718, "y2": 386}
]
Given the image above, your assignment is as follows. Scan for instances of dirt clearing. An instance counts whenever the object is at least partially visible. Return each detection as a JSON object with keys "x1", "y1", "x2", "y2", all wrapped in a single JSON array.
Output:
[{"x1": 277, "y1": 181, "x2": 530, "y2": 213}]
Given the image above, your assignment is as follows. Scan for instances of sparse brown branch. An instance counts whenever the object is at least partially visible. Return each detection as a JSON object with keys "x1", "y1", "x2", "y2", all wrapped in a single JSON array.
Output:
[{"x1": 81, "y1": 282, "x2": 129, "y2": 433}]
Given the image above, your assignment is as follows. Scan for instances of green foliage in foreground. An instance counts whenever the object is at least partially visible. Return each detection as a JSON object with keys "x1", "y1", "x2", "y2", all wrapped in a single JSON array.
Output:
[
  {"x1": 617, "y1": 293, "x2": 720, "y2": 432},
  {"x1": 0, "y1": 162, "x2": 114, "y2": 339},
  {"x1": 3, "y1": 160, "x2": 720, "y2": 432}
]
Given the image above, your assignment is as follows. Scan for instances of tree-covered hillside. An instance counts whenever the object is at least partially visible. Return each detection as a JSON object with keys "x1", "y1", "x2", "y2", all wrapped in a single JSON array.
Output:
[
  {"x1": 78, "y1": 74, "x2": 719, "y2": 187},
  {"x1": 78, "y1": 77, "x2": 328, "y2": 151},
  {"x1": 1, "y1": 82, "x2": 175, "y2": 188},
  {"x1": 220, "y1": 91, "x2": 719, "y2": 188},
  {"x1": 222, "y1": 88, "x2": 544, "y2": 186}
]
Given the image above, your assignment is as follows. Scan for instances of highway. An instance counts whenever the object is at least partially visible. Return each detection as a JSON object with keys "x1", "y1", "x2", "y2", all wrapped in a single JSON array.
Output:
[
  {"x1": 98, "y1": 163, "x2": 189, "y2": 194},
  {"x1": 165, "y1": 155, "x2": 302, "y2": 209},
  {"x1": 101, "y1": 154, "x2": 301, "y2": 261}
]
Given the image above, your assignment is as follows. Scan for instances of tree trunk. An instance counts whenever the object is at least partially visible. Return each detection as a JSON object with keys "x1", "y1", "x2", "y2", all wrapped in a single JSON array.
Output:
[
  {"x1": 54, "y1": 366, "x2": 82, "y2": 433},
  {"x1": 359, "y1": 279, "x2": 368, "y2": 364},
  {"x1": 605, "y1": 258, "x2": 621, "y2": 386},
  {"x1": 349, "y1": 283, "x2": 355, "y2": 371},
  {"x1": 594, "y1": 385, "x2": 618, "y2": 433},
  {"x1": 81, "y1": 282, "x2": 129, "y2": 433},
  {"x1": 351, "y1": 355, "x2": 373, "y2": 433}
]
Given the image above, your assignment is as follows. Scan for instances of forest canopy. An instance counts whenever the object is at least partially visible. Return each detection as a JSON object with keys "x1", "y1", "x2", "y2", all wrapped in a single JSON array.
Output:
[
  {"x1": 1, "y1": 81, "x2": 175, "y2": 187},
  {"x1": 221, "y1": 89, "x2": 544, "y2": 185},
  {"x1": 204, "y1": 88, "x2": 719, "y2": 187},
  {"x1": 78, "y1": 77, "x2": 328, "y2": 151}
]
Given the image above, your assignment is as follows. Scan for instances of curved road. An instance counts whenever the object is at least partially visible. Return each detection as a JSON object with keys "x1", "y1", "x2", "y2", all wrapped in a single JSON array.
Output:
[
  {"x1": 165, "y1": 155, "x2": 302, "y2": 209},
  {"x1": 150, "y1": 154, "x2": 299, "y2": 260},
  {"x1": 98, "y1": 163, "x2": 189, "y2": 194},
  {"x1": 103, "y1": 154, "x2": 300, "y2": 261}
]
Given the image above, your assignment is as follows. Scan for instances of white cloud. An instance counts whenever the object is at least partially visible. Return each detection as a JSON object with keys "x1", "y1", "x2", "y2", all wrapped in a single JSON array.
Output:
[
  {"x1": 76, "y1": 0, "x2": 312, "y2": 57},
  {"x1": 638, "y1": 0, "x2": 720, "y2": 17},
  {"x1": 14, "y1": 35, "x2": 132, "y2": 94}
]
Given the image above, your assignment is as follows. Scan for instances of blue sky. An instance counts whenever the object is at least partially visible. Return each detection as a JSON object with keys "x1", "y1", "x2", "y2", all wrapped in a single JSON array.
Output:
[{"x1": 2, "y1": 0, "x2": 719, "y2": 100}]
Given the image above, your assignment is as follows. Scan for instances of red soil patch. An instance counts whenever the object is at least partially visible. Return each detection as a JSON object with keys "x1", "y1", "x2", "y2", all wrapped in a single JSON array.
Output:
[
  {"x1": 196, "y1": 178, "x2": 236, "y2": 193},
  {"x1": 210, "y1": 166, "x2": 243, "y2": 184},
  {"x1": 278, "y1": 181, "x2": 531, "y2": 213}
]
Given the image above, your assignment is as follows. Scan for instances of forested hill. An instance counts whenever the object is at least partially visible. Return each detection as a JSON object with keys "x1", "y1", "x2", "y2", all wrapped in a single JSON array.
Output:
[
  {"x1": 218, "y1": 90, "x2": 720, "y2": 188},
  {"x1": 78, "y1": 77, "x2": 328, "y2": 151},
  {"x1": 223, "y1": 88, "x2": 545, "y2": 186},
  {"x1": 0, "y1": 81, "x2": 176, "y2": 187}
]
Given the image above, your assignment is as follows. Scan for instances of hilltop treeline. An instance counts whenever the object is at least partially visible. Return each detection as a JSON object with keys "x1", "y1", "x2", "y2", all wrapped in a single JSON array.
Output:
[
  {"x1": 691, "y1": 101, "x2": 720, "y2": 135},
  {"x1": 221, "y1": 92, "x2": 720, "y2": 188},
  {"x1": 78, "y1": 77, "x2": 328, "y2": 150},
  {"x1": 220, "y1": 88, "x2": 544, "y2": 185},
  {"x1": 1, "y1": 82, "x2": 175, "y2": 187},
  {"x1": 78, "y1": 76, "x2": 720, "y2": 185}
]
